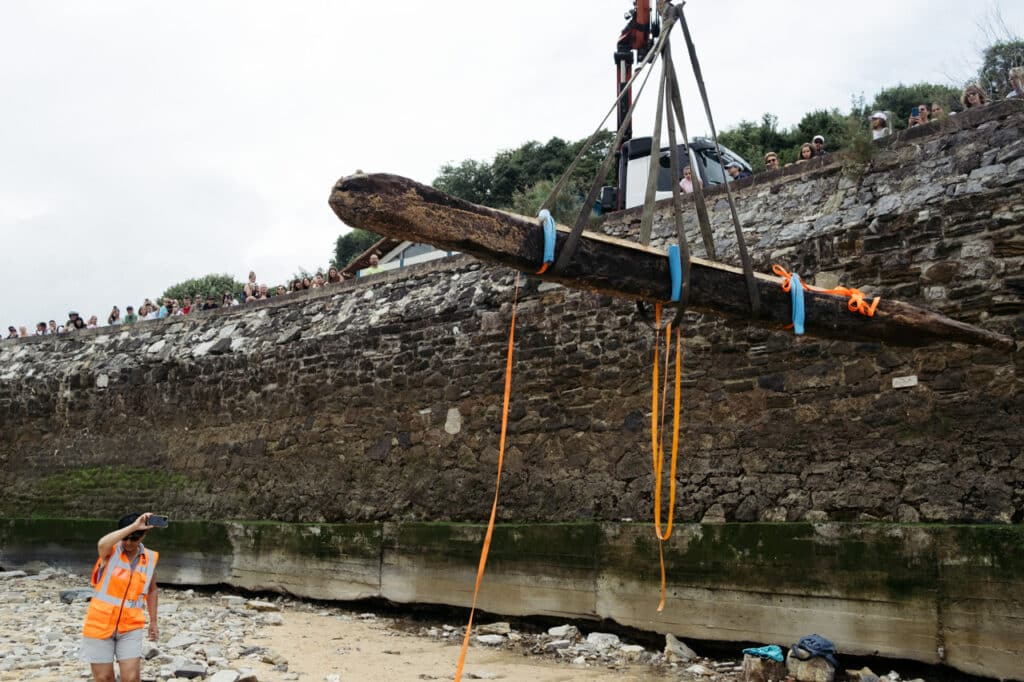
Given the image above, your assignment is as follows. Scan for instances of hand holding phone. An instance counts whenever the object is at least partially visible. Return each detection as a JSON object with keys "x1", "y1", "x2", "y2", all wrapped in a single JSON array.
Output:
[{"x1": 148, "y1": 515, "x2": 169, "y2": 528}]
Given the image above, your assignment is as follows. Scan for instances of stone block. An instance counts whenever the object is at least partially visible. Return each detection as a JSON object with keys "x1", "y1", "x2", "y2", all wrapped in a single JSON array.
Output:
[
  {"x1": 476, "y1": 634, "x2": 504, "y2": 646},
  {"x1": 208, "y1": 337, "x2": 233, "y2": 354},
  {"x1": 786, "y1": 650, "x2": 835, "y2": 682},
  {"x1": 742, "y1": 654, "x2": 787, "y2": 682},
  {"x1": 56, "y1": 587, "x2": 95, "y2": 605},
  {"x1": 845, "y1": 666, "x2": 880, "y2": 682},
  {"x1": 208, "y1": 671, "x2": 241, "y2": 682},
  {"x1": 665, "y1": 633, "x2": 697, "y2": 663},
  {"x1": 173, "y1": 663, "x2": 208, "y2": 679},
  {"x1": 585, "y1": 632, "x2": 620, "y2": 650},
  {"x1": 547, "y1": 625, "x2": 579, "y2": 639},
  {"x1": 477, "y1": 622, "x2": 510, "y2": 635}
]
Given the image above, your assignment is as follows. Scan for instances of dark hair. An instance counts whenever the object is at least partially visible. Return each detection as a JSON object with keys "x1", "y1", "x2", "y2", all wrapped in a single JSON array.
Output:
[{"x1": 118, "y1": 512, "x2": 141, "y2": 529}]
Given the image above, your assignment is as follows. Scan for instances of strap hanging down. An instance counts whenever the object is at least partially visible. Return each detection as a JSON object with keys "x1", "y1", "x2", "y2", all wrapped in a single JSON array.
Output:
[
  {"x1": 675, "y1": 6, "x2": 761, "y2": 319},
  {"x1": 660, "y1": 43, "x2": 694, "y2": 322},
  {"x1": 454, "y1": 274, "x2": 520, "y2": 682},
  {"x1": 546, "y1": 13, "x2": 680, "y2": 274},
  {"x1": 541, "y1": 12, "x2": 678, "y2": 218},
  {"x1": 638, "y1": 57, "x2": 668, "y2": 247},
  {"x1": 650, "y1": 303, "x2": 682, "y2": 612},
  {"x1": 548, "y1": 60, "x2": 659, "y2": 274},
  {"x1": 661, "y1": 46, "x2": 716, "y2": 263}
]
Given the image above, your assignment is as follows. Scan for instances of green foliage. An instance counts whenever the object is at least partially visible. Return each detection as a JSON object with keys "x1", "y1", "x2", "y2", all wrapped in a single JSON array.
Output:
[
  {"x1": 565, "y1": 129, "x2": 617, "y2": 192},
  {"x1": 510, "y1": 178, "x2": 585, "y2": 225},
  {"x1": 162, "y1": 273, "x2": 244, "y2": 303},
  {"x1": 870, "y1": 82, "x2": 961, "y2": 130},
  {"x1": 432, "y1": 130, "x2": 616, "y2": 209},
  {"x1": 718, "y1": 114, "x2": 790, "y2": 170},
  {"x1": 718, "y1": 109, "x2": 853, "y2": 170},
  {"x1": 977, "y1": 40, "x2": 1024, "y2": 98},
  {"x1": 432, "y1": 159, "x2": 494, "y2": 206},
  {"x1": 840, "y1": 113, "x2": 875, "y2": 179},
  {"x1": 332, "y1": 228, "x2": 381, "y2": 268},
  {"x1": 491, "y1": 138, "x2": 571, "y2": 209},
  {"x1": 794, "y1": 109, "x2": 850, "y2": 147}
]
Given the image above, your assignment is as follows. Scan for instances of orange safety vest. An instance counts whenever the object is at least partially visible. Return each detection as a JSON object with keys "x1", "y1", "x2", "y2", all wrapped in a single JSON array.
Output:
[{"x1": 82, "y1": 542, "x2": 159, "y2": 639}]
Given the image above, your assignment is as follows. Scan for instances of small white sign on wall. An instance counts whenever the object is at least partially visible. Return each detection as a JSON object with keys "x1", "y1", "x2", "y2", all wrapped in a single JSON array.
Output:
[{"x1": 893, "y1": 375, "x2": 919, "y2": 389}]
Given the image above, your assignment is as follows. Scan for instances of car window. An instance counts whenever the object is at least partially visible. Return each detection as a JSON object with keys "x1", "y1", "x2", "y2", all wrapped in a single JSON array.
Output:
[
  {"x1": 696, "y1": 149, "x2": 727, "y2": 185},
  {"x1": 656, "y1": 154, "x2": 677, "y2": 191},
  {"x1": 656, "y1": 148, "x2": 700, "y2": 191}
]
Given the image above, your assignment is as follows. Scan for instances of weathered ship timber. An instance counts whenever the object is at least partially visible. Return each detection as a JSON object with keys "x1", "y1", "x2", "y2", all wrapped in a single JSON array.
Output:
[{"x1": 329, "y1": 173, "x2": 1014, "y2": 351}]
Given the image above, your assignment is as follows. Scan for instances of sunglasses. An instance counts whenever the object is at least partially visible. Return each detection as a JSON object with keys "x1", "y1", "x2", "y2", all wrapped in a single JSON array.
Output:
[{"x1": 126, "y1": 531, "x2": 146, "y2": 541}]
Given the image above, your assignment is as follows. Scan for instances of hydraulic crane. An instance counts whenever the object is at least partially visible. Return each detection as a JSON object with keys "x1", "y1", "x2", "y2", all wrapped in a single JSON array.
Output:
[
  {"x1": 614, "y1": 0, "x2": 659, "y2": 148},
  {"x1": 611, "y1": 1, "x2": 661, "y2": 210}
]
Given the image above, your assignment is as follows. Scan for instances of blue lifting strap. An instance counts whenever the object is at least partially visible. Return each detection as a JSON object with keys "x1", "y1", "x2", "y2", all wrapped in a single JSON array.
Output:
[
  {"x1": 667, "y1": 245, "x2": 682, "y2": 302},
  {"x1": 790, "y1": 272, "x2": 805, "y2": 335},
  {"x1": 536, "y1": 210, "x2": 556, "y2": 273}
]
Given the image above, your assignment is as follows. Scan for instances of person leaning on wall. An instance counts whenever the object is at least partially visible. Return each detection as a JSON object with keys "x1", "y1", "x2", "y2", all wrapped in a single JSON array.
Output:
[
  {"x1": 79, "y1": 512, "x2": 160, "y2": 682},
  {"x1": 1008, "y1": 66, "x2": 1024, "y2": 99}
]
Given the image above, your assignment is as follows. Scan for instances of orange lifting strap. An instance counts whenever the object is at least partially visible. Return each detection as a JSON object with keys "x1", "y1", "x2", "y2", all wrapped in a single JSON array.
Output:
[
  {"x1": 454, "y1": 274, "x2": 520, "y2": 682},
  {"x1": 772, "y1": 264, "x2": 881, "y2": 318},
  {"x1": 650, "y1": 303, "x2": 682, "y2": 612}
]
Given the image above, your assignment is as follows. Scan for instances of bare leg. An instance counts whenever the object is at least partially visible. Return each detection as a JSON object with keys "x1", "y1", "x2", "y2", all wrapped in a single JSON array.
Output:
[
  {"x1": 90, "y1": 663, "x2": 116, "y2": 682},
  {"x1": 117, "y1": 657, "x2": 142, "y2": 682}
]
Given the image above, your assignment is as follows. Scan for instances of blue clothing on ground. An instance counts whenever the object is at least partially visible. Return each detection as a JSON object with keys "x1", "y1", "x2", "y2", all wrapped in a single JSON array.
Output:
[
  {"x1": 792, "y1": 634, "x2": 838, "y2": 668},
  {"x1": 742, "y1": 644, "x2": 784, "y2": 662}
]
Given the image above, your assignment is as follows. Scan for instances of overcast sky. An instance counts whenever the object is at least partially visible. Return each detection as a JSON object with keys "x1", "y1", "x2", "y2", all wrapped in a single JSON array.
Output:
[{"x1": 2, "y1": 1, "x2": 1021, "y2": 330}]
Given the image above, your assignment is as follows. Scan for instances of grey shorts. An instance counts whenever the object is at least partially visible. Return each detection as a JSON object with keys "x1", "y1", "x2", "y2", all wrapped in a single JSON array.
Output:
[{"x1": 79, "y1": 628, "x2": 144, "y2": 663}]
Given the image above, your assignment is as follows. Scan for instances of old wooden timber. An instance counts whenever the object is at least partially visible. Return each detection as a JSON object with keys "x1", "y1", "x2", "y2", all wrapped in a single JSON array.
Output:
[{"x1": 329, "y1": 173, "x2": 1014, "y2": 351}]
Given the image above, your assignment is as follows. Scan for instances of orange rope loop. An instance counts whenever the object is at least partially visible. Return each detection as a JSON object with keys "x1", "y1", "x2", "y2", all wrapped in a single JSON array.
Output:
[
  {"x1": 771, "y1": 264, "x2": 881, "y2": 318},
  {"x1": 650, "y1": 304, "x2": 683, "y2": 612}
]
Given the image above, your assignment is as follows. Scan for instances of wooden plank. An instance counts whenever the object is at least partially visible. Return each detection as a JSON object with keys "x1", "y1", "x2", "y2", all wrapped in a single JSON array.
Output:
[{"x1": 329, "y1": 173, "x2": 1014, "y2": 351}]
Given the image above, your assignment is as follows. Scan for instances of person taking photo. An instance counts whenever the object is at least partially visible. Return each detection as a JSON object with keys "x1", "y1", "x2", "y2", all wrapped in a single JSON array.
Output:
[{"x1": 79, "y1": 512, "x2": 160, "y2": 682}]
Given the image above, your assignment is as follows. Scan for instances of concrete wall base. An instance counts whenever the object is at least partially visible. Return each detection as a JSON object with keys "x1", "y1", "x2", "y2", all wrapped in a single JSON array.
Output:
[{"x1": 1, "y1": 519, "x2": 1020, "y2": 680}]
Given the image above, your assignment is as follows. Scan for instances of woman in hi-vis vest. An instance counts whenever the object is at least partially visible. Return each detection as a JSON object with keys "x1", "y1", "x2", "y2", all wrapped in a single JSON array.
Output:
[{"x1": 79, "y1": 512, "x2": 160, "y2": 682}]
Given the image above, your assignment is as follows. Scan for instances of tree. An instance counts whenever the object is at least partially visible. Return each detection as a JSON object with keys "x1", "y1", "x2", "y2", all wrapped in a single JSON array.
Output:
[
  {"x1": 510, "y1": 178, "x2": 585, "y2": 225},
  {"x1": 432, "y1": 130, "x2": 617, "y2": 209},
  {"x1": 566, "y1": 129, "x2": 617, "y2": 190},
  {"x1": 161, "y1": 273, "x2": 244, "y2": 303},
  {"x1": 718, "y1": 113, "x2": 796, "y2": 170},
  {"x1": 870, "y1": 83, "x2": 961, "y2": 130},
  {"x1": 794, "y1": 108, "x2": 854, "y2": 151},
  {"x1": 332, "y1": 228, "x2": 381, "y2": 268},
  {"x1": 977, "y1": 40, "x2": 1024, "y2": 98},
  {"x1": 432, "y1": 159, "x2": 494, "y2": 206}
]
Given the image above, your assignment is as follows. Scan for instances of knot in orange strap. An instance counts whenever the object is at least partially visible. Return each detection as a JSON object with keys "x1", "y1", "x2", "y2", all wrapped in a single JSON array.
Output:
[
  {"x1": 772, "y1": 264, "x2": 880, "y2": 318},
  {"x1": 846, "y1": 290, "x2": 881, "y2": 317},
  {"x1": 772, "y1": 264, "x2": 795, "y2": 292}
]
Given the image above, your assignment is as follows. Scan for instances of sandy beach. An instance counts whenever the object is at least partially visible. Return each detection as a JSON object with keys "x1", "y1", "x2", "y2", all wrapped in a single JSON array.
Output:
[{"x1": 0, "y1": 569, "x2": 674, "y2": 681}]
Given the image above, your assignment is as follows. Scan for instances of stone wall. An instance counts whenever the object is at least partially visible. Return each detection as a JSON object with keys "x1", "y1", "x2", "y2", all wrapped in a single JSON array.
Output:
[
  {"x1": 1, "y1": 98, "x2": 1022, "y2": 682},
  {"x1": 1, "y1": 102, "x2": 1022, "y2": 527}
]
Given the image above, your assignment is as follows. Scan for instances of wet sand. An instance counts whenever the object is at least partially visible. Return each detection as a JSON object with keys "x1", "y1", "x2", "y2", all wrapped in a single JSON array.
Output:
[{"x1": 254, "y1": 611, "x2": 659, "y2": 682}]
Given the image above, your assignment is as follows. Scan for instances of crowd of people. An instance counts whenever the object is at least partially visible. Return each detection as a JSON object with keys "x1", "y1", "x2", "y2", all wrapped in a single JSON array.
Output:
[
  {"x1": 678, "y1": 75, "x2": 1023, "y2": 196},
  {"x1": 3, "y1": 263, "x2": 375, "y2": 340}
]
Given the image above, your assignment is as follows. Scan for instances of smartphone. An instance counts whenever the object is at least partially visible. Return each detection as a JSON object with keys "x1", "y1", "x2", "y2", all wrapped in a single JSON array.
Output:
[
  {"x1": 911, "y1": 106, "x2": 919, "y2": 117},
  {"x1": 148, "y1": 515, "x2": 169, "y2": 528}
]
